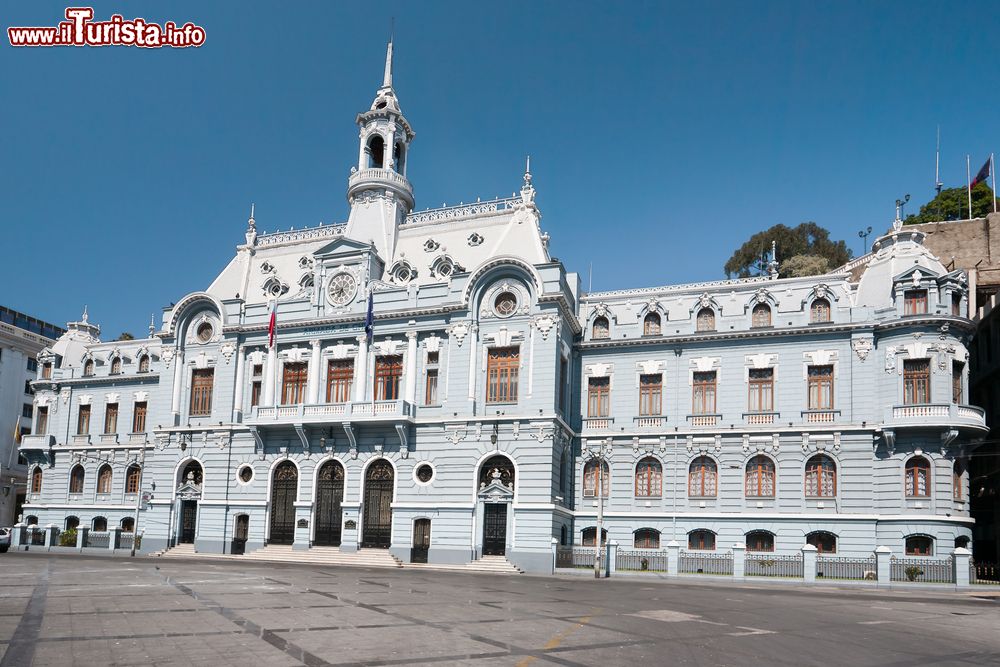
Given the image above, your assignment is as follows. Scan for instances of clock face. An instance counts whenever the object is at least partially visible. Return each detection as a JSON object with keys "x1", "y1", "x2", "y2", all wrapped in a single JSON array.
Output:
[{"x1": 327, "y1": 272, "x2": 358, "y2": 306}]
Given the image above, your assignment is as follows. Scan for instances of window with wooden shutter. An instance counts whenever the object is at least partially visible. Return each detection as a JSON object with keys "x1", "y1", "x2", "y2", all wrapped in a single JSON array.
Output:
[{"x1": 190, "y1": 369, "x2": 214, "y2": 416}]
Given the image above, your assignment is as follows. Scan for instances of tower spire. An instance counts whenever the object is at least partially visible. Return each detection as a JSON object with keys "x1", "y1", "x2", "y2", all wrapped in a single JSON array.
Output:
[{"x1": 382, "y1": 37, "x2": 393, "y2": 89}]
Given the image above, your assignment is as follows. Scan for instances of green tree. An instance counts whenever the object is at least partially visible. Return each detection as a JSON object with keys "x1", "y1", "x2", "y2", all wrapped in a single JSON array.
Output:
[
  {"x1": 904, "y1": 182, "x2": 998, "y2": 224},
  {"x1": 724, "y1": 222, "x2": 851, "y2": 279},
  {"x1": 115, "y1": 332, "x2": 135, "y2": 341}
]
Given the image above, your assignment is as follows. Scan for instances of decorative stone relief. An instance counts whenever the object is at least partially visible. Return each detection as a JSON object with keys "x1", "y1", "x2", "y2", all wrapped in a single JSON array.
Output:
[
  {"x1": 424, "y1": 335, "x2": 441, "y2": 353},
  {"x1": 78, "y1": 394, "x2": 92, "y2": 406},
  {"x1": 423, "y1": 238, "x2": 440, "y2": 252},
  {"x1": 884, "y1": 346, "x2": 897, "y2": 373},
  {"x1": 447, "y1": 323, "x2": 470, "y2": 347},
  {"x1": 742, "y1": 433, "x2": 780, "y2": 454},
  {"x1": 219, "y1": 342, "x2": 236, "y2": 364},
  {"x1": 446, "y1": 428, "x2": 466, "y2": 445},
  {"x1": 637, "y1": 360, "x2": 664, "y2": 375},
  {"x1": 374, "y1": 339, "x2": 401, "y2": 356},
  {"x1": 801, "y1": 432, "x2": 841, "y2": 454},
  {"x1": 191, "y1": 352, "x2": 214, "y2": 369},
  {"x1": 467, "y1": 232, "x2": 484, "y2": 246},
  {"x1": 134, "y1": 391, "x2": 149, "y2": 402},
  {"x1": 161, "y1": 347, "x2": 175, "y2": 368},
  {"x1": 686, "y1": 435, "x2": 722, "y2": 455},
  {"x1": 803, "y1": 350, "x2": 838, "y2": 365},
  {"x1": 690, "y1": 356, "x2": 720, "y2": 372},
  {"x1": 533, "y1": 315, "x2": 557, "y2": 340},
  {"x1": 852, "y1": 337, "x2": 873, "y2": 361},
  {"x1": 104, "y1": 393, "x2": 120, "y2": 404},
  {"x1": 585, "y1": 362, "x2": 612, "y2": 378},
  {"x1": 326, "y1": 342, "x2": 351, "y2": 359},
  {"x1": 60, "y1": 388, "x2": 71, "y2": 405},
  {"x1": 282, "y1": 346, "x2": 309, "y2": 363},
  {"x1": 745, "y1": 353, "x2": 777, "y2": 369}
]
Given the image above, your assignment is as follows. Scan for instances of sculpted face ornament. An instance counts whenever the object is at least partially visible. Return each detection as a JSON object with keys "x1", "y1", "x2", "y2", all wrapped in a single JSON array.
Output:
[{"x1": 327, "y1": 272, "x2": 358, "y2": 306}]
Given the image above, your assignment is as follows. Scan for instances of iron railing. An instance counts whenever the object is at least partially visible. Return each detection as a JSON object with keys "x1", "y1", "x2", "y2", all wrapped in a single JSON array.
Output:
[
  {"x1": 118, "y1": 533, "x2": 134, "y2": 551},
  {"x1": 29, "y1": 528, "x2": 46, "y2": 546},
  {"x1": 555, "y1": 547, "x2": 574, "y2": 568},
  {"x1": 815, "y1": 556, "x2": 877, "y2": 581},
  {"x1": 745, "y1": 554, "x2": 804, "y2": 577},
  {"x1": 565, "y1": 547, "x2": 598, "y2": 568},
  {"x1": 679, "y1": 550, "x2": 734, "y2": 575},
  {"x1": 890, "y1": 556, "x2": 954, "y2": 583},
  {"x1": 970, "y1": 561, "x2": 1000, "y2": 585},
  {"x1": 617, "y1": 549, "x2": 669, "y2": 572},
  {"x1": 86, "y1": 531, "x2": 110, "y2": 549}
]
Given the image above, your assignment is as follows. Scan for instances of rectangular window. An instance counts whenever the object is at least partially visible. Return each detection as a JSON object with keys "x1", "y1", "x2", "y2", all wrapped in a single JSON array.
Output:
[
  {"x1": 638, "y1": 374, "x2": 662, "y2": 416},
  {"x1": 747, "y1": 368, "x2": 774, "y2": 412},
  {"x1": 24, "y1": 380, "x2": 34, "y2": 396},
  {"x1": 903, "y1": 359, "x2": 931, "y2": 405},
  {"x1": 190, "y1": 369, "x2": 214, "y2": 416},
  {"x1": 250, "y1": 364, "x2": 263, "y2": 407},
  {"x1": 41, "y1": 362, "x2": 52, "y2": 379},
  {"x1": 77, "y1": 405, "x2": 91, "y2": 435},
  {"x1": 326, "y1": 360, "x2": 354, "y2": 403},
  {"x1": 807, "y1": 365, "x2": 834, "y2": 410},
  {"x1": 692, "y1": 371, "x2": 717, "y2": 415},
  {"x1": 36, "y1": 406, "x2": 48, "y2": 434},
  {"x1": 132, "y1": 401, "x2": 147, "y2": 433},
  {"x1": 904, "y1": 289, "x2": 928, "y2": 315},
  {"x1": 558, "y1": 356, "x2": 568, "y2": 413},
  {"x1": 375, "y1": 355, "x2": 403, "y2": 401},
  {"x1": 281, "y1": 362, "x2": 308, "y2": 404},
  {"x1": 104, "y1": 403, "x2": 118, "y2": 434},
  {"x1": 952, "y1": 293, "x2": 963, "y2": 317},
  {"x1": 952, "y1": 362, "x2": 964, "y2": 404},
  {"x1": 486, "y1": 347, "x2": 519, "y2": 404},
  {"x1": 22, "y1": 403, "x2": 33, "y2": 418},
  {"x1": 26, "y1": 358, "x2": 38, "y2": 372},
  {"x1": 587, "y1": 377, "x2": 610, "y2": 417},
  {"x1": 424, "y1": 352, "x2": 439, "y2": 405}
]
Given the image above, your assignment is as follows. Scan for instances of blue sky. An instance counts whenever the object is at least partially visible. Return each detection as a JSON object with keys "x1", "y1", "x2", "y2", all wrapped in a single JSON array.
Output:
[{"x1": 3, "y1": 1, "x2": 999, "y2": 338}]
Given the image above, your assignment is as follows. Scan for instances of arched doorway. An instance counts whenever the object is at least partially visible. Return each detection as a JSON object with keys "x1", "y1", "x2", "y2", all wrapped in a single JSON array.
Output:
[
  {"x1": 177, "y1": 460, "x2": 203, "y2": 544},
  {"x1": 269, "y1": 461, "x2": 298, "y2": 545},
  {"x1": 478, "y1": 455, "x2": 515, "y2": 556},
  {"x1": 314, "y1": 460, "x2": 345, "y2": 546},
  {"x1": 362, "y1": 459, "x2": 394, "y2": 548}
]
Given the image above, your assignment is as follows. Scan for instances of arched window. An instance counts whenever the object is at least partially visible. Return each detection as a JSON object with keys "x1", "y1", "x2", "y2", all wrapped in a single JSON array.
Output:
[
  {"x1": 955, "y1": 535, "x2": 970, "y2": 549},
  {"x1": 810, "y1": 298, "x2": 831, "y2": 323},
  {"x1": 110, "y1": 357, "x2": 122, "y2": 375},
  {"x1": 96, "y1": 465, "x2": 113, "y2": 494},
  {"x1": 25, "y1": 515, "x2": 38, "y2": 526},
  {"x1": 804, "y1": 454, "x2": 837, "y2": 497},
  {"x1": 69, "y1": 465, "x2": 86, "y2": 494},
  {"x1": 83, "y1": 359, "x2": 95, "y2": 377},
  {"x1": 30, "y1": 467, "x2": 42, "y2": 494},
  {"x1": 125, "y1": 465, "x2": 141, "y2": 494},
  {"x1": 393, "y1": 141, "x2": 405, "y2": 173},
  {"x1": 138, "y1": 354, "x2": 150, "y2": 373},
  {"x1": 746, "y1": 530, "x2": 775, "y2": 552},
  {"x1": 592, "y1": 316, "x2": 610, "y2": 340},
  {"x1": 64, "y1": 516, "x2": 78, "y2": 531},
  {"x1": 582, "y1": 459, "x2": 609, "y2": 498},
  {"x1": 581, "y1": 527, "x2": 607, "y2": 547},
  {"x1": 905, "y1": 535, "x2": 933, "y2": 556},
  {"x1": 479, "y1": 455, "x2": 515, "y2": 489},
  {"x1": 367, "y1": 134, "x2": 385, "y2": 169},
  {"x1": 181, "y1": 460, "x2": 204, "y2": 486},
  {"x1": 751, "y1": 303, "x2": 771, "y2": 328},
  {"x1": 905, "y1": 456, "x2": 931, "y2": 497},
  {"x1": 688, "y1": 529, "x2": 716, "y2": 551},
  {"x1": 688, "y1": 456, "x2": 717, "y2": 497},
  {"x1": 635, "y1": 457, "x2": 662, "y2": 497},
  {"x1": 696, "y1": 307, "x2": 715, "y2": 332},
  {"x1": 745, "y1": 455, "x2": 776, "y2": 497},
  {"x1": 560, "y1": 525, "x2": 568, "y2": 546},
  {"x1": 643, "y1": 312, "x2": 661, "y2": 336},
  {"x1": 92, "y1": 516, "x2": 107, "y2": 532},
  {"x1": 953, "y1": 461, "x2": 964, "y2": 501},
  {"x1": 634, "y1": 528, "x2": 660, "y2": 549},
  {"x1": 806, "y1": 531, "x2": 837, "y2": 554},
  {"x1": 120, "y1": 517, "x2": 135, "y2": 532}
]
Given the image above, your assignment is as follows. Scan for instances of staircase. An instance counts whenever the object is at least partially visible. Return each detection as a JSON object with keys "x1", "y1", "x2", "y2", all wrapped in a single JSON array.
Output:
[
  {"x1": 152, "y1": 543, "x2": 196, "y2": 558},
  {"x1": 406, "y1": 555, "x2": 524, "y2": 574}
]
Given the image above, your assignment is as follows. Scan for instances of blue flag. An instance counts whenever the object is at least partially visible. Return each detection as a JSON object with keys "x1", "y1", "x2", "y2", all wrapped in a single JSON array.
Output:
[{"x1": 364, "y1": 292, "x2": 374, "y2": 344}]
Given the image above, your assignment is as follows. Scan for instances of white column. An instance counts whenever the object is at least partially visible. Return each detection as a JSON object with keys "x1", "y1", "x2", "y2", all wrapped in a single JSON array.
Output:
[
  {"x1": 263, "y1": 346, "x2": 277, "y2": 407},
  {"x1": 527, "y1": 322, "x2": 536, "y2": 399},
  {"x1": 383, "y1": 130, "x2": 393, "y2": 169},
  {"x1": 232, "y1": 348, "x2": 246, "y2": 421},
  {"x1": 354, "y1": 335, "x2": 368, "y2": 402},
  {"x1": 467, "y1": 324, "x2": 479, "y2": 403},
  {"x1": 404, "y1": 329, "x2": 418, "y2": 405},
  {"x1": 170, "y1": 349, "x2": 185, "y2": 419},
  {"x1": 307, "y1": 339, "x2": 321, "y2": 404}
]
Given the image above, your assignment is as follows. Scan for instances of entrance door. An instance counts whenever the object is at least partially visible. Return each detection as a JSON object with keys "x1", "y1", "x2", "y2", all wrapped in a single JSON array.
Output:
[
  {"x1": 411, "y1": 519, "x2": 430, "y2": 563},
  {"x1": 362, "y1": 460, "x2": 394, "y2": 548},
  {"x1": 232, "y1": 514, "x2": 249, "y2": 555},
  {"x1": 482, "y1": 503, "x2": 507, "y2": 556},
  {"x1": 179, "y1": 501, "x2": 197, "y2": 543},
  {"x1": 314, "y1": 461, "x2": 345, "y2": 546},
  {"x1": 269, "y1": 461, "x2": 298, "y2": 545}
]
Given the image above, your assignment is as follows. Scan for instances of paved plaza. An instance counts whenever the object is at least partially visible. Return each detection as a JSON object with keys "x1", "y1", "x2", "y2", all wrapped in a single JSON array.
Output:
[{"x1": 1, "y1": 554, "x2": 999, "y2": 666}]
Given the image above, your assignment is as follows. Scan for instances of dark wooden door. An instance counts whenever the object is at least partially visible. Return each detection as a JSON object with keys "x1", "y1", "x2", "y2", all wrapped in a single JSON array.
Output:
[
  {"x1": 179, "y1": 501, "x2": 197, "y2": 543},
  {"x1": 314, "y1": 461, "x2": 345, "y2": 546},
  {"x1": 269, "y1": 461, "x2": 298, "y2": 545},
  {"x1": 231, "y1": 514, "x2": 249, "y2": 555},
  {"x1": 411, "y1": 518, "x2": 430, "y2": 563},
  {"x1": 482, "y1": 503, "x2": 507, "y2": 556},
  {"x1": 362, "y1": 460, "x2": 394, "y2": 548}
]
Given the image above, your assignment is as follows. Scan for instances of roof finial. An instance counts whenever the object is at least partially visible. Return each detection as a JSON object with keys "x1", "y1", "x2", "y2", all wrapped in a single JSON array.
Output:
[
  {"x1": 248, "y1": 202, "x2": 256, "y2": 228},
  {"x1": 148, "y1": 313, "x2": 155, "y2": 336},
  {"x1": 382, "y1": 28, "x2": 394, "y2": 89},
  {"x1": 245, "y1": 202, "x2": 258, "y2": 246},
  {"x1": 524, "y1": 154, "x2": 532, "y2": 186},
  {"x1": 82, "y1": 305, "x2": 88, "y2": 322}
]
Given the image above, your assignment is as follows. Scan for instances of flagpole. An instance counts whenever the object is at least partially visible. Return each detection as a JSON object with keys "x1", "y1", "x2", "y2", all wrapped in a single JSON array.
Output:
[
  {"x1": 967, "y1": 155, "x2": 973, "y2": 220},
  {"x1": 993, "y1": 153, "x2": 998, "y2": 214}
]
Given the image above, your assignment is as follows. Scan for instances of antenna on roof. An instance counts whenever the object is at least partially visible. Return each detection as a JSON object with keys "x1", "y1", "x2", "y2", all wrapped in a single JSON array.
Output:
[
  {"x1": 588, "y1": 262, "x2": 593, "y2": 293},
  {"x1": 935, "y1": 125, "x2": 943, "y2": 196}
]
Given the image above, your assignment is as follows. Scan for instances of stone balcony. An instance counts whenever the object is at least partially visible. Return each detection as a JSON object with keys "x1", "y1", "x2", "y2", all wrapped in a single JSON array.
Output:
[
  {"x1": 581, "y1": 417, "x2": 615, "y2": 432},
  {"x1": 247, "y1": 399, "x2": 416, "y2": 426},
  {"x1": 347, "y1": 168, "x2": 414, "y2": 206},
  {"x1": 883, "y1": 403, "x2": 987, "y2": 432},
  {"x1": 19, "y1": 434, "x2": 55, "y2": 452}
]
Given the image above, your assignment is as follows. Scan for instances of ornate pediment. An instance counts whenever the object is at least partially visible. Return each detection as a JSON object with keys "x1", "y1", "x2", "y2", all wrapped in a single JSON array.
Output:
[{"x1": 478, "y1": 468, "x2": 514, "y2": 502}]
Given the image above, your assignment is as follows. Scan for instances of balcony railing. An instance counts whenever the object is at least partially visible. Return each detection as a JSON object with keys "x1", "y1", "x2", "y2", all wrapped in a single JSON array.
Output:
[
  {"x1": 687, "y1": 414, "x2": 721, "y2": 427},
  {"x1": 348, "y1": 168, "x2": 413, "y2": 198},
  {"x1": 802, "y1": 410, "x2": 840, "y2": 424},
  {"x1": 250, "y1": 400, "x2": 415, "y2": 424},
  {"x1": 71, "y1": 434, "x2": 91, "y2": 445},
  {"x1": 128, "y1": 433, "x2": 148, "y2": 444},
  {"x1": 98, "y1": 433, "x2": 118, "y2": 445},
  {"x1": 885, "y1": 403, "x2": 987, "y2": 430},
  {"x1": 582, "y1": 417, "x2": 614, "y2": 431},
  {"x1": 19, "y1": 434, "x2": 55, "y2": 451},
  {"x1": 633, "y1": 416, "x2": 665, "y2": 428},
  {"x1": 744, "y1": 411, "x2": 778, "y2": 425}
]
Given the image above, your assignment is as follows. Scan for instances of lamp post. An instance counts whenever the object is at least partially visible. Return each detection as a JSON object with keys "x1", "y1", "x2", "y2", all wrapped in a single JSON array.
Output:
[
  {"x1": 857, "y1": 226, "x2": 872, "y2": 255},
  {"x1": 587, "y1": 438, "x2": 611, "y2": 579}
]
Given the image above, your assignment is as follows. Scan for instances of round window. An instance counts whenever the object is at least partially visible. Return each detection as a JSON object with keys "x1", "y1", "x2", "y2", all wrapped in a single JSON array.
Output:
[
  {"x1": 415, "y1": 464, "x2": 434, "y2": 483},
  {"x1": 238, "y1": 466, "x2": 254, "y2": 483},
  {"x1": 196, "y1": 322, "x2": 214, "y2": 343},
  {"x1": 494, "y1": 292, "x2": 518, "y2": 317}
]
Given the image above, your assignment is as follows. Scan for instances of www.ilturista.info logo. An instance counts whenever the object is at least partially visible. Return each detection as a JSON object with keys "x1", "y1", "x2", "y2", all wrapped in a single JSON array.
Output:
[{"x1": 8, "y1": 7, "x2": 206, "y2": 48}]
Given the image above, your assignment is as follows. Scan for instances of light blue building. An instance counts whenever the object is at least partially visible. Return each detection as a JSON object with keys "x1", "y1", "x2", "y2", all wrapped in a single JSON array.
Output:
[{"x1": 18, "y1": 44, "x2": 986, "y2": 572}]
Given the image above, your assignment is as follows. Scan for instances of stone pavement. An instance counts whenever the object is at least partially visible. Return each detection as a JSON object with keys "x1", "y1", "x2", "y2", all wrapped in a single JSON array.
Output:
[{"x1": 1, "y1": 553, "x2": 999, "y2": 666}]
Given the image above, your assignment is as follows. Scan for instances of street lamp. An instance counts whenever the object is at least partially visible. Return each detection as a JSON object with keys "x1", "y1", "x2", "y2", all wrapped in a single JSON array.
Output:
[
  {"x1": 857, "y1": 226, "x2": 872, "y2": 255},
  {"x1": 585, "y1": 438, "x2": 612, "y2": 579}
]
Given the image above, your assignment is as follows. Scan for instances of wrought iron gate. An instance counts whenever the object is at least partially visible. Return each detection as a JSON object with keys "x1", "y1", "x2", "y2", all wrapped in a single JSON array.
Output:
[
  {"x1": 269, "y1": 461, "x2": 298, "y2": 545},
  {"x1": 362, "y1": 460, "x2": 394, "y2": 548},
  {"x1": 314, "y1": 461, "x2": 345, "y2": 546},
  {"x1": 179, "y1": 501, "x2": 197, "y2": 543},
  {"x1": 411, "y1": 518, "x2": 431, "y2": 563},
  {"x1": 482, "y1": 503, "x2": 507, "y2": 556}
]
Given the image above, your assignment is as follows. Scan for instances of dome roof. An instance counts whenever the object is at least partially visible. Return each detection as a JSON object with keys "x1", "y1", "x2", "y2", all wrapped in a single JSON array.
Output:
[{"x1": 855, "y1": 228, "x2": 948, "y2": 310}]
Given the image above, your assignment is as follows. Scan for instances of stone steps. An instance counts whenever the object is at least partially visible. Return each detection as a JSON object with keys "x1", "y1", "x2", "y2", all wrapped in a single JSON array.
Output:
[
  {"x1": 407, "y1": 555, "x2": 523, "y2": 574},
  {"x1": 156, "y1": 544, "x2": 402, "y2": 568}
]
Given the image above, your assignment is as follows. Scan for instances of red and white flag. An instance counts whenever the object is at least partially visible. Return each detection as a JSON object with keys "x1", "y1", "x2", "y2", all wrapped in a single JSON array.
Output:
[{"x1": 267, "y1": 300, "x2": 277, "y2": 347}]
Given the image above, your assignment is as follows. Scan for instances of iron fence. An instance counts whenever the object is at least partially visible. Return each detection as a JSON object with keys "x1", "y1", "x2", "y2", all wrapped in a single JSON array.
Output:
[
  {"x1": 555, "y1": 547, "x2": 574, "y2": 568},
  {"x1": 560, "y1": 547, "x2": 598, "y2": 568},
  {"x1": 815, "y1": 556, "x2": 878, "y2": 581},
  {"x1": 86, "y1": 531, "x2": 110, "y2": 549},
  {"x1": 617, "y1": 549, "x2": 669, "y2": 572},
  {"x1": 29, "y1": 528, "x2": 46, "y2": 546},
  {"x1": 745, "y1": 554, "x2": 804, "y2": 578},
  {"x1": 679, "y1": 550, "x2": 734, "y2": 575},
  {"x1": 970, "y1": 561, "x2": 1000, "y2": 585},
  {"x1": 890, "y1": 556, "x2": 954, "y2": 583},
  {"x1": 118, "y1": 533, "x2": 134, "y2": 551}
]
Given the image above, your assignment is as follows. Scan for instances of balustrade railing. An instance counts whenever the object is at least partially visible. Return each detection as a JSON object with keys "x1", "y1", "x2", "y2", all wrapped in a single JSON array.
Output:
[
  {"x1": 893, "y1": 404, "x2": 949, "y2": 418},
  {"x1": 971, "y1": 561, "x2": 1000, "y2": 585},
  {"x1": 744, "y1": 412, "x2": 778, "y2": 425},
  {"x1": 634, "y1": 417, "x2": 665, "y2": 428},
  {"x1": 583, "y1": 417, "x2": 613, "y2": 430},
  {"x1": 252, "y1": 400, "x2": 413, "y2": 422},
  {"x1": 616, "y1": 549, "x2": 669, "y2": 572},
  {"x1": 679, "y1": 550, "x2": 733, "y2": 575},
  {"x1": 815, "y1": 555, "x2": 877, "y2": 581},
  {"x1": 688, "y1": 414, "x2": 720, "y2": 427},
  {"x1": 745, "y1": 554, "x2": 804, "y2": 577},
  {"x1": 802, "y1": 410, "x2": 839, "y2": 424},
  {"x1": 890, "y1": 556, "x2": 954, "y2": 583}
]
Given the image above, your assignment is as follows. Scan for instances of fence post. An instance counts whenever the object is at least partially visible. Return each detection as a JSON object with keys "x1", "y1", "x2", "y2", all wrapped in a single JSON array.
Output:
[
  {"x1": 801, "y1": 544, "x2": 817, "y2": 583},
  {"x1": 76, "y1": 527, "x2": 88, "y2": 552},
  {"x1": 607, "y1": 540, "x2": 618, "y2": 577},
  {"x1": 550, "y1": 538, "x2": 558, "y2": 574},
  {"x1": 11, "y1": 523, "x2": 24, "y2": 550},
  {"x1": 43, "y1": 524, "x2": 58, "y2": 552},
  {"x1": 874, "y1": 546, "x2": 892, "y2": 587},
  {"x1": 732, "y1": 543, "x2": 746, "y2": 580},
  {"x1": 666, "y1": 540, "x2": 680, "y2": 576},
  {"x1": 953, "y1": 547, "x2": 971, "y2": 588},
  {"x1": 109, "y1": 527, "x2": 121, "y2": 553}
]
